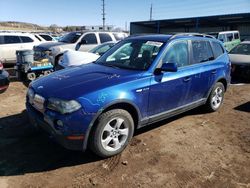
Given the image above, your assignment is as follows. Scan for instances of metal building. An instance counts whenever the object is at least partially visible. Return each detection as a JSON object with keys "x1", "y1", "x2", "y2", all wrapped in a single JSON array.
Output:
[{"x1": 130, "y1": 13, "x2": 250, "y2": 40}]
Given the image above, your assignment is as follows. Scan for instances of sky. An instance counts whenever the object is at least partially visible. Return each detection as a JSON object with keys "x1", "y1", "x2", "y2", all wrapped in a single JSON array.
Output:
[{"x1": 0, "y1": 0, "x2": 250, "y2": 29}]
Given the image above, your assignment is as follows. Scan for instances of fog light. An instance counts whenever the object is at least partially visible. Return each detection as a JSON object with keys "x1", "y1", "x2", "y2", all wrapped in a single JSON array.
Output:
[{"x1": 56, "y1": 120, "x2": 64, "y2": 127}]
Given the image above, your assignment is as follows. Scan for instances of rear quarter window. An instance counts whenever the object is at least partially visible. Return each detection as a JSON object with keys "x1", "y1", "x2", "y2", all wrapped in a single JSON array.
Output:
[
  {"x1": 20, "y1": 36, "x2": 34, "y2": 43},
  {"x1": 212, "y1": 42, "x2": 224, "y2": 58},
  {"x1": 99, "y1": 33, "x2": 113, "y2": 43}
]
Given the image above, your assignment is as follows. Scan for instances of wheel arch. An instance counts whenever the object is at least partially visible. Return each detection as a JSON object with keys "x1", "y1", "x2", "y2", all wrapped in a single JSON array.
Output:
[{"x1": 82, "y1": 100, "x2": 142, "y2": 151}]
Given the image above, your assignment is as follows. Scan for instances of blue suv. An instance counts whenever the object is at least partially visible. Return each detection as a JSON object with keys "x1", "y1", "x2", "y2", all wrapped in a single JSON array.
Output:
[{"x1": 26, "y1": 34, "x2": 231, "y2": 157}]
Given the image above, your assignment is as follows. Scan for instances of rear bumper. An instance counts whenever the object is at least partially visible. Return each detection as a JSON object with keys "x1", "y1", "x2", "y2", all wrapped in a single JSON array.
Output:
[
  {"x1": 0, "y1": 70, "x2": 9, "y2": 93},
  {"x1": 26, "y1": 103, "x2": 84, "y2": 151}
]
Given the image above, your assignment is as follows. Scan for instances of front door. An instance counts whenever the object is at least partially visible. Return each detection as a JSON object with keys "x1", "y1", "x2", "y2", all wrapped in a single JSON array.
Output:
[{"x1": 148, "y1": 40, "x2": 192, "y2": 118}]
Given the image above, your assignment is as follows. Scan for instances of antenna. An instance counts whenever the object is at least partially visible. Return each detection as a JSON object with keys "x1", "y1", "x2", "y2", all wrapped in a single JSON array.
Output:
[
  {"x1": 102, "y1": 0, "x2": 106, "y2": 31},
  {"x1": 150, "y1": 4, "x2": 153, "y2": 21}
]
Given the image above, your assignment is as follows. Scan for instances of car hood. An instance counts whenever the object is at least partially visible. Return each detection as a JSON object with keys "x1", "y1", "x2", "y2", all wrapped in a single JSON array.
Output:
[
  {"x1": 59, "y1": 50, "x2": 100, "y2": 67},
  {"x1": 229, "y1": 54, "x2": 250, "y2": 65},
  {"x1": 34, "y1": 41, "x2": 69, "y2": 51},
  {"x1": 31, "y1": 63, "x2": 143, "y2": 99}
]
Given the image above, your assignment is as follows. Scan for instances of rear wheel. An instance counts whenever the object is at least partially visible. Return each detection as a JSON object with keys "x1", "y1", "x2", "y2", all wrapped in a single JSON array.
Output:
[
  {"x1": 90, "y1": 109, "x2": 134, "y2": 158},
  {"x1": 205, "y1": 82, "x2": 225, "y2": 112}
]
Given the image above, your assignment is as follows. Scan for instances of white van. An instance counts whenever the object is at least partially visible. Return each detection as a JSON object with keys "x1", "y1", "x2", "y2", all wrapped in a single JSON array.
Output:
[{"x1": 0, "y1": 32, "x2": 42, "y2": 64}]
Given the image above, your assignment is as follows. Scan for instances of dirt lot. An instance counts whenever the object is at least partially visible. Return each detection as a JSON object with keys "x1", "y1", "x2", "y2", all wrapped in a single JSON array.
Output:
[{"x1": 0, "y1": 81, "x2": 249, "y2": 188}]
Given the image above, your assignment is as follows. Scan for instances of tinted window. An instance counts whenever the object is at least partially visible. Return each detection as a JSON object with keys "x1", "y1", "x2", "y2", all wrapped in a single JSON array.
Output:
[
  {"x1": 4, "y1": 35, "x2": 21, "y2": 44},
  {"x1": 99, "y1": 33, "x2": 112, "y2": 43},
  {"x1": 40, "y1": 34, "x2": 53, "y2": 41},
  {"x1": 59, "y1": 32, "x2": 82, "y2": 43},
  {"x1": 0, "y1": 36, "x2": 4, "y2": 44},
  {"x1": 82, "y1": 34, "x2": 97, "y2": 44},
  {"x1": 192, "y1": 41, "x2": 214, "y2": 64},
  {"x1": 212, "y1": 42, "x2": 224, "y2": 58},
  {"x1": 20, "y1": 36, "x2": 34, "y2": 43},
  {"x1": 234, "y1": 33, "x2": 239, "y2": 40},
  {"x1": 229, "y1": 44, "x2": 250, "y2": 55},
  {"x1": 226, "y1": 33, "x2": 233, "y2": 42},
  {"x1": 163, "y1": 40, "x2": 189, "y2": 67}
]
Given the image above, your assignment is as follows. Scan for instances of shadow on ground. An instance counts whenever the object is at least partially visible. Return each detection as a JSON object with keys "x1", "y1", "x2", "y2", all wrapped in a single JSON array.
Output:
[
  {"x1": 0, "y1": 106, "x2": 209, "y2": 177},
  {"x1": 234, "y1": 101, "x2": 250, "y2": 113}
]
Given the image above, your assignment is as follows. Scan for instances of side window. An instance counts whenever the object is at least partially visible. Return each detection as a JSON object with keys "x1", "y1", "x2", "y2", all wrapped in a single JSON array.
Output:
[
  {"x1": 4, "y1": 35, "x2": 21, "y2": 44},
  {"x1": 0, "y1": 36, "x2": 4, "y2": 44},
  {"x1": 163, "y1": 40, "x2": 189, "y2": 67},
  {"x1": 20, "y1": 36, "x2": 34, "y2": 43},
  {"x1": 234, "y1": 32, "x2": 239, "y2": 40},
  {"x1": 218, "y1": 34, "x2": 226, "y2": 42},
  {"x1": 212, "y1": 42, "x2": 224, "y2": 58},
  {"x1": 81, "y1": 34, "x2": 97, "y2": 44},
  {"x1": 192, "y1": 41, "x2": 214, "y2": 64},
  {"x1": 226, "y1": 33, "x2": 233, "y2": 42},
  {"x1": 34, "y1": 35, "x2": 42, "y2": 41},
  {"x1": 99, "y1": 33, "x2": 112, "y2": 43}
]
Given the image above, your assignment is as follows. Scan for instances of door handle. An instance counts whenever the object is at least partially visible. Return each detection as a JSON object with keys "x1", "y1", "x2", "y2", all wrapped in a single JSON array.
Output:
[
  {"x1": 211, "y1": 70, "x2": 217, "y2": 74},
  {"x1": 183, "y1": 77, "x2": 191, "y2": 82}
]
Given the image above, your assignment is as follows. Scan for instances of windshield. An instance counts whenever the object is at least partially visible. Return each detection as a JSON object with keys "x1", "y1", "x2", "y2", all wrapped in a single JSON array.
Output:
[
  {"x1": 59, "y1": 32, "x2": 82, "y2": 43},
  {"x1": 95, "y1": 40, "x2": 164, "y2": 70},
  {"x1": 230, "y1": 43, "x2": 250, "y2": 55}
]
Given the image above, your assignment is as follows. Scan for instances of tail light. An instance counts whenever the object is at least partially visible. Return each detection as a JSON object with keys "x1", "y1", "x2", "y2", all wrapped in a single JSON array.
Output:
[{"x1": 0, "y1": 60, "x2": 3, "y2": 70}]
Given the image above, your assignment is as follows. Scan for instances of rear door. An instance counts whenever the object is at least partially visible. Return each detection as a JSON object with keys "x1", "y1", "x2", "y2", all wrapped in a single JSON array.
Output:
[{"x1": 186, "y1": 40, "x2": 216, "y2": 103}]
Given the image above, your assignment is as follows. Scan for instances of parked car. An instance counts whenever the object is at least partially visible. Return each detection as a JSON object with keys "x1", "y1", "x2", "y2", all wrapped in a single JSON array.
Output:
[
  {"x1": 58, "y1": 41, "x2": 116, "y2": 69},
  {"x1": 26, "y1": 34, "x2": 231, "y2": 157},
  {"x1": 229, "y1": 41, "x2": 250, "y2": 81},
  {"x1": 33, "y1": 31, "x2": 128, "y2": 66},
  {"x1": 209, "y1": 31, "x2": 241, "y2": 52},
  {"x1": 0, "y1": 60, "x2": 9, "y2": 93},
  {"x1": 0, "y1": 32, "x2": 42, "y2": 64}
]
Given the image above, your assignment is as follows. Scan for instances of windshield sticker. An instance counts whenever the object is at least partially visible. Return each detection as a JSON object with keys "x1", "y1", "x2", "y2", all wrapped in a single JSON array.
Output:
[{"x1": 146, "y1": 41, "x2": 163, "y2": 47}]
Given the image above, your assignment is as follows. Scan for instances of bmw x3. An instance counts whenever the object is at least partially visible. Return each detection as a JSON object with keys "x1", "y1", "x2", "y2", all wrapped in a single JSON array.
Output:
[{"x1": 26, "y1": 34, "x2": 231, "y2": 157}]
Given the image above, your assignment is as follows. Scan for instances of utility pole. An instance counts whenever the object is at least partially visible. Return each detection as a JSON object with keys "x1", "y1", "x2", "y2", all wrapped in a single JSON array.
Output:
[
  {"x1": 150, "y1": 3, "x2": 153, "y2": 21},
  {"x1": 102, "y1": 0, "x2": 106, "y2": 31}
]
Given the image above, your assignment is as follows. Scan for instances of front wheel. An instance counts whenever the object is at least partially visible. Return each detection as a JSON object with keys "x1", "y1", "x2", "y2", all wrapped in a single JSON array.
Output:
[
  {"x1": 205, "y1": 82, "x2": 225, "y2": 112},
  {"x1": 90, "y1": 109, "x2": 134, "y2": 158}
]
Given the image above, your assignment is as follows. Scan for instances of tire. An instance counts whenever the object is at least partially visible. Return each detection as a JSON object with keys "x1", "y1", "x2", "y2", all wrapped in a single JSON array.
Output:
[
  {"x1": 90, "y1": 109, "x2": 134, "y2": 158},
  {"x1": 205, "y1": 82, "x2": 225, "y2": 112}
]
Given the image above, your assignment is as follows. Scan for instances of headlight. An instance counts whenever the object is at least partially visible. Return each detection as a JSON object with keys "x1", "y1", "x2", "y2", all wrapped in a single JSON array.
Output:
[{"x1": 47, "y1": 98, "x2": 81, "y2": 114}]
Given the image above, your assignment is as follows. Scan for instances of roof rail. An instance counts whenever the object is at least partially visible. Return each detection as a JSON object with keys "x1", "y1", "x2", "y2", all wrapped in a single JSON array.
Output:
[{"x1": 170, "y1": 33, "x2": 215, "y2": 39}]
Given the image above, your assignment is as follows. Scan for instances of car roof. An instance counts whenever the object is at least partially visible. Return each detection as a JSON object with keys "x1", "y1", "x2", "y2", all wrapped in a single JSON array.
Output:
[
  {"x1": 128, "y1": 34, "x2": 217, "y2": 43},
  {"x1": 219, "y1": 31, "x2": 239, "y2": 34}
]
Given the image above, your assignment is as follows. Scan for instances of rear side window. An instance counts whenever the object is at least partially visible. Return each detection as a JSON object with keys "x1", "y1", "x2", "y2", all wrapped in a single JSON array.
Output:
[
  {"x1": 192, "y1": 41, "x2": 214, "y2": 64},
  {"x1": 40, "y1": 34, "x2": 53, "y2": 41},
  {"x1": 0, "y1": 36, "x2": 4, "y2": 44},
  {"x1": 4, "y1": 35, "x2": 21, "y2": 44},
  {"x1": 226, "y1": 33, "x2": 233, "y2": 42},
  {"x1": 99, "y1": 33, "x2": 112, "y2": 43},
  {"x1": 20, "y1": 36, "x2": 34, "y2": 43},
  {"x1": 82, "y1": 34, "x2": 97, "y2": 44},
  {"x1": 212, "y1": 42, "x2": 224, "y2": 58},
  {"x1": 234, "y1": 33, "x2": 239, "y2": 40},
  {"x1": 163, "y1": 40, "x2": 189, "y2": 67}
]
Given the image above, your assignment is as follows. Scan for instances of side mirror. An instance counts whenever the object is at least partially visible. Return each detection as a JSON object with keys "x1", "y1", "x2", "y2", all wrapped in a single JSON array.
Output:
[{"x1": 154, "y1": 63, "x2": 177, "y2": 74}]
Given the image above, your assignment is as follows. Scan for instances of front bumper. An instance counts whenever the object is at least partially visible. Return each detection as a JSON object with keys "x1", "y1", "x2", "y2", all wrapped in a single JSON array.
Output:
[{"x1": 26, "y1": 103, "x2": 84, "y2": 151}]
